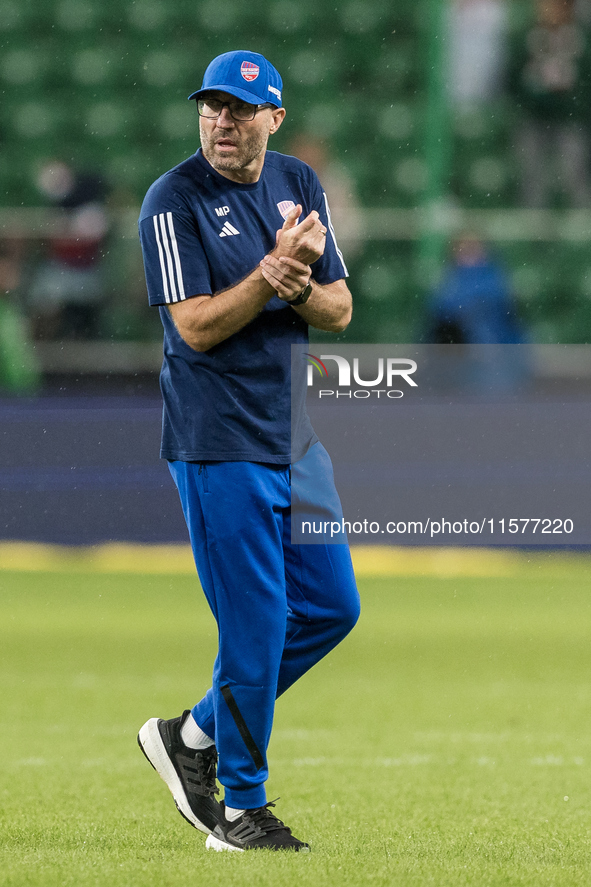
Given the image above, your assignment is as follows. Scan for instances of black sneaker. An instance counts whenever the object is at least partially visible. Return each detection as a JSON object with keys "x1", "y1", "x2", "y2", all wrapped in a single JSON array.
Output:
[
  {"x1": 205, "y1": 800, "x2": 310, "y2": 852},
  {"x1": 137, "y1": 711, "x2": 222, "y2": 835}
]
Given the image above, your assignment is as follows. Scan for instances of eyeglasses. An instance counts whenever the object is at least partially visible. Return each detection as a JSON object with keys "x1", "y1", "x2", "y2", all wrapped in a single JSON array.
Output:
[{"x1": 197, "y1": 98, "x2": 273, "y2": 122}]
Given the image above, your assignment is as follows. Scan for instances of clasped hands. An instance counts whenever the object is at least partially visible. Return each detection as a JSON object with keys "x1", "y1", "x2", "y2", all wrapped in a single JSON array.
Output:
[{"x1": 259, "y1": 204, "x2": 327, "y2": 302}]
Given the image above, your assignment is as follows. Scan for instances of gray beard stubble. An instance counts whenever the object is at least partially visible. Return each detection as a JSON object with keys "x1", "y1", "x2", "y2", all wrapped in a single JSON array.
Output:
[{"x1": 200, "y1": 125, "x2": 267, "y2": 173}]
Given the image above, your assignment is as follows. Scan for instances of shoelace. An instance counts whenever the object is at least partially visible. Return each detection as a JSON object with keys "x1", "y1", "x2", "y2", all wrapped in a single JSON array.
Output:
[
  {"x1": 244, "y1": 799, "x2": 291, "y2": 834},
  {"x1": 193, "y1": 748, "x2": 219, "y2": 796}
]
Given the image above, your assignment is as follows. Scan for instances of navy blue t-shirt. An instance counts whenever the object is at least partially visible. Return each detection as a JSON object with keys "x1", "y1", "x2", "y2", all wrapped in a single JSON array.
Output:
[{"x1": 139, "y1": 148, "x2": 348, "y2": 463}]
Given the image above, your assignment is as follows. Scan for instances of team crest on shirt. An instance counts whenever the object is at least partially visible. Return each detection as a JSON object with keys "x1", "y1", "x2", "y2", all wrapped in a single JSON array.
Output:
[
  {"x1": 277, "y1": 200, "x2": 296, "y2": 219},
  {"x1": 241, "y1": 61, "x2": 259, "y2": 81}
]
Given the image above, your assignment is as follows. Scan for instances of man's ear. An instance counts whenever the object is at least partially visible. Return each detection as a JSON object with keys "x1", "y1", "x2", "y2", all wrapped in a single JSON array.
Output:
[{"x1": 269, "y1": 107, "x2": 286, "y2": 135}]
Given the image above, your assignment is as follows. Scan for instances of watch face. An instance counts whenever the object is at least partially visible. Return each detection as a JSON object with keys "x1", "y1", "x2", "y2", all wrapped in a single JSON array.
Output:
[{"x1": 288, "y1": 282, "x2": 312, "y2": 305}]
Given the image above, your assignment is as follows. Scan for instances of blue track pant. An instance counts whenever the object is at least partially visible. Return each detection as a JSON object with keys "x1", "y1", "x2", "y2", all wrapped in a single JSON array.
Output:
[{"x1": 168, "y1": 442, "x2": 360, "y2": 810}]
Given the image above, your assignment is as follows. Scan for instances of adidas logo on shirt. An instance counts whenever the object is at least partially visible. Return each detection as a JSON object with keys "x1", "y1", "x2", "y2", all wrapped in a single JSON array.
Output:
[{"x1": 219, "y1": 221, "x2": 240, "y2": 237}]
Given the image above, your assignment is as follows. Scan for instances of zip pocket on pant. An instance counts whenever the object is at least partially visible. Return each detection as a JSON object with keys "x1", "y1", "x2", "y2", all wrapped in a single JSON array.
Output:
[{"x1": 198, "y1": 463, "x2": 209, "y2": 492}]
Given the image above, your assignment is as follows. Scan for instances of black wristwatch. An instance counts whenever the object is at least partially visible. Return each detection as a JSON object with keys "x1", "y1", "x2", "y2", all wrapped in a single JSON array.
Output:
[{"x1": 286, "y1": 282, "x2": 313, "y2": 306}]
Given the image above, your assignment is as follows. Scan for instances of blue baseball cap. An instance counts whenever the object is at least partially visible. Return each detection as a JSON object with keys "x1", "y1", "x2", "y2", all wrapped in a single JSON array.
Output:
[{"x1": 188, "y1": 50, "x2": 283, "y2": 108}]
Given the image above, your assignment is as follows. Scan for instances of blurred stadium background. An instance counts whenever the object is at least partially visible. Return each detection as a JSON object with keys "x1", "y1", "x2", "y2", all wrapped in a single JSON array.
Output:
[
  {"x1": 3, "y1": 0, "x2": 591, "y2": 372},
  {"x1": 2, "y1": 0, "x2": 591, "y2": 543}
]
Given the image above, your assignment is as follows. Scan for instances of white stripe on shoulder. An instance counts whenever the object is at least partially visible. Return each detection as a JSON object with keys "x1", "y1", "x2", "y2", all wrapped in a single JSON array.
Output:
[
  {"x1": 153, "y1": 214, "x2": 170, "y2": 303},
  {"x1": 323, "y1": 192, "x2": 348, "y2": 277},
  {"x1": 158, "y1": 213, "x2": 178, "y2": 303},
  {"x1": 165, "y1": 212, "x2": 186, "y2": 301}
]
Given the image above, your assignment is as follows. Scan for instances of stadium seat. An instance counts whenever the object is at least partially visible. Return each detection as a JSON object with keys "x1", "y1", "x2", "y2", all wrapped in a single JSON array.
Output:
[
  {"x1": 5, "y1": 100, "x2": 62, "y2": 141},
  {"x1": 370, "y1": 41, "x2": 421, "y2": 93},
  {"x1": 69, "y1": 46, "x2": 123, "y2": 88},
  {"x1": 139, "y1": 50, "x2": 189, "y2": 89},
  {"x1": 106, "y1": 147, "x2": 161, "y2": 194},
  {"x1": 84, "y1": 99, "x2": 138, "y2": 141},
  {"x1": 267, "y1": 0, "x2": 311, "y2": 34},
  {"x1": 392, "y1": 156, "x2": 428, "y2": 198},
  {"x1": 0, "y1": 46, "x2": 47, "y2": 88},
  {"x1": 0, "y1": 0, "x2": 33, "y2": 32},
  {"x1": 283, "y1": 48, "x2": 342, "y2": 91},
  {"x1": 194, "y1": 0, "x2": 244, "y2": 32},
  {"x1": 53, "y1": 0, "x2": 106, "y2": 32},
  {"x1": 125, "y1": 0, "x2": 180, "y2": 32},
  {"x1": 376, "y1": 101, "x2": 421, "y2": 144},
  {"x1": 159, "y1": 101, "x2": 198, "y2": 142},
  {"x1": 468, "y1": 156, "x2": 510, "y2": 200},
  {"x1": 338, "y1": 0, "x2": 392, "y2": 35}
]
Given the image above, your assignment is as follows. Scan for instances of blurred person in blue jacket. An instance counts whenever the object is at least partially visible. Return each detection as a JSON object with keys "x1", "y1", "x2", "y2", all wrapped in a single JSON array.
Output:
[
  {"x1": 427, "y1": 234, "x2": 524, "y2": 344},
  {"x1": 425, "y1": 235, "x2": 527, "y2": 392}
]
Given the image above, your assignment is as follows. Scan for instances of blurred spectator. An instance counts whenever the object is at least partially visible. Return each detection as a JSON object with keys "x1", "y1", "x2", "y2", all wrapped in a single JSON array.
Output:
[
  {"x1": 507, "y1": 0, "x2": 591, "y2": 207},
  {"x1": 28, "y1": 160, "x2": 110, "y2": 339},
  {"x1": 0, "y1": 241, "x2": 40, "y2": 394},
  {"x1": 287, "y1": 134, "x2": 364, "y2": 258},
  {"x1": 426, "y1": 235, "x2": 524, "y2": 343},
  {"x1": 448, "y1": 0, "x2": 508, "y2": 111}
]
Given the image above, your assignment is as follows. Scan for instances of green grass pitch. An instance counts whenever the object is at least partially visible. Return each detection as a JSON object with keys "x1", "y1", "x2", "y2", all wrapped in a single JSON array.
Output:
[{"x1": 1, "y1": 554, "x2": 591, "y2": 886}]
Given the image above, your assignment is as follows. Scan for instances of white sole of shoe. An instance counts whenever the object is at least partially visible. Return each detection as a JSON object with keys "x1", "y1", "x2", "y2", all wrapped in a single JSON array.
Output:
[
  {"x1": 138, "y1": 717, "x2": 212, "y2": 835},
  {"x1": 205, "y1": 834, "x2": 244, "y2": 852},
  {"x1": 205, "y1": 833, "x2": 310, "y2": 853}
]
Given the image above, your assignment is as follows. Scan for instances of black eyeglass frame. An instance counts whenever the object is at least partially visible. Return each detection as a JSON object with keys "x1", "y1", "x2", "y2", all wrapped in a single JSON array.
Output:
[{"x1": 196, "y1": 98, "x2": 275, "y2": 122}]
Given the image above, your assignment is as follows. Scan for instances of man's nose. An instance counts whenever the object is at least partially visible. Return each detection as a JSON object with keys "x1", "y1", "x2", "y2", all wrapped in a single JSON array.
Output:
[{"x1": 216, "y1": 106, "x2": 235, "y2": 126}]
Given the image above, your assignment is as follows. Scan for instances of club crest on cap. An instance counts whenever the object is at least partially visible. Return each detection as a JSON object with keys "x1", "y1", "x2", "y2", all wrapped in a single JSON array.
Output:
[{"x1": 241, "y1": 61, "x2": 260, "y2": 81}]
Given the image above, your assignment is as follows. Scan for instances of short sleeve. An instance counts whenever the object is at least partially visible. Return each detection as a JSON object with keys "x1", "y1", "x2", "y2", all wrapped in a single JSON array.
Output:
[
  {"x1": 307, "y1": 170, "x2": 349, "y2": 284},
  {"x1": 138, "y1": 177, "x2": 213, "y2": 306}
]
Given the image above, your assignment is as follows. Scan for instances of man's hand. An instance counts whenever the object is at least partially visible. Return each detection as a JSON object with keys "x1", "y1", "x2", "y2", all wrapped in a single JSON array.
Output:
[
  {"x1": 273, "y1": 204, "x2": 327, "y2": 265},
  {"x1": 259, "y1": 255, "x2": 311, "y2": 301}
]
